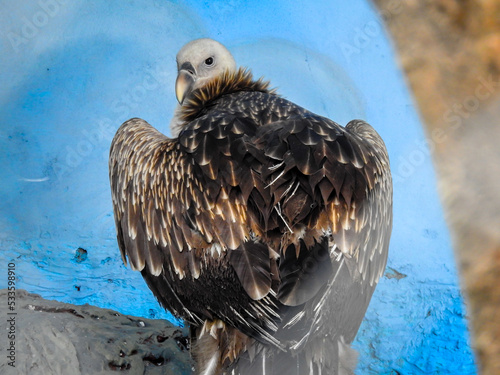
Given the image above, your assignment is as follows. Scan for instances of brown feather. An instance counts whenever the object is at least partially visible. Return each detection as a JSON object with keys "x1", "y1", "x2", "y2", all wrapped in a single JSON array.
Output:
[
  {"x1": 229, "y1": 241, "x2": 272, "y2": 300},
  {"x1": 180, "y1": 68, "x2": 276, "y2": 124}
]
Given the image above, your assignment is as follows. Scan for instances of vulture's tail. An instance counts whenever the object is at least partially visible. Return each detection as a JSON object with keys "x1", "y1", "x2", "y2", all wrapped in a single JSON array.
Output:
[{"x1": 224, "y1": 337, "x2": 358, "y2": 375}]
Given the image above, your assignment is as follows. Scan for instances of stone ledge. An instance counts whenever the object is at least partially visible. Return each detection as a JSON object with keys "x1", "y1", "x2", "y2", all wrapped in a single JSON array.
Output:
[{"x1": 0, "y1": 289, "x2": 192, "y2": 375}]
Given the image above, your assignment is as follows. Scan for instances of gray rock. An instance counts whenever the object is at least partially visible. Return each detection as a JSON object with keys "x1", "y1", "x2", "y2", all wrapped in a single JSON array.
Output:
[{"x1": 0, "y1": 289, "x2": 192, "y2": 375}]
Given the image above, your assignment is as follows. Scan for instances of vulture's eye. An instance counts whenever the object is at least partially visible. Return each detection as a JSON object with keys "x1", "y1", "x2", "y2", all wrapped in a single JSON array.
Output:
[{"x1": 205, "y1": 57, "x2": 214, "y2": 66}]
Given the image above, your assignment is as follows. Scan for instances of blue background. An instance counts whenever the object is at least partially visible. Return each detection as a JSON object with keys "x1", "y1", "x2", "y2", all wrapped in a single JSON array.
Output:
[{"x1": 0, "y1": 0, "x2": 476, "y2": 373}]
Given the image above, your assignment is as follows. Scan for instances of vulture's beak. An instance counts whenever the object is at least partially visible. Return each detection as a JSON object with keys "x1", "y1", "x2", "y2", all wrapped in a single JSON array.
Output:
[{"x1": 176, "y1": 62, "x2": 196, "y2": 104}]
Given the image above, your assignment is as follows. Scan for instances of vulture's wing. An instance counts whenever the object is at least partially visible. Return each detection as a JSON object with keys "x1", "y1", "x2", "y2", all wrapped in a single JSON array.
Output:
[
  {"x1": 254, "y1": 116, "x2": 392, "y2": 294},
  {"x1": 109, "y1": 115, "x2": 279, "y2": 336},
  {"x1": 241, "y1": 114, "x2": 392, "y2": 313}
]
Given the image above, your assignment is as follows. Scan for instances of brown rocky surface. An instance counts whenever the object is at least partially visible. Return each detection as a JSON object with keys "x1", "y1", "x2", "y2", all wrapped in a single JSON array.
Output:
[{"x1": 372, "y1": 1, "x2": 500, "y2": 373}]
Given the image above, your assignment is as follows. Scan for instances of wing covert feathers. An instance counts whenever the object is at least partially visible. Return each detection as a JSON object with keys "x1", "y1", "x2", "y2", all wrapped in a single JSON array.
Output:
[
  {"x1": 229, "y1": 242, "x2": 272, "y2": 300},
  {"x1": 109, "y1": 67, "x2": 392, "y2": 374}
]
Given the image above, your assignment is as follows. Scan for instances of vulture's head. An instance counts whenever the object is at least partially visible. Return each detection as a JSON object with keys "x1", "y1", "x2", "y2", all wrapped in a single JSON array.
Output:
[{"x1": 175, "y1": 38, "x2": 236, "y2": 105}]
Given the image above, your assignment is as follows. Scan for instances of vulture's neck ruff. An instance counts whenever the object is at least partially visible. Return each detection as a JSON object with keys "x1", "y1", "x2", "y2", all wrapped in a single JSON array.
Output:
[{"x1": 179, "y1": 68, "x2": 276, "y2": 123}]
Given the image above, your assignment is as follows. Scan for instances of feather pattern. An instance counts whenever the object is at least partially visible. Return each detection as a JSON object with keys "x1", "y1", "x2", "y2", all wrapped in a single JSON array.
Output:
[{"x1": 109, "y1": 67, "x2": 392, "y2": 374}]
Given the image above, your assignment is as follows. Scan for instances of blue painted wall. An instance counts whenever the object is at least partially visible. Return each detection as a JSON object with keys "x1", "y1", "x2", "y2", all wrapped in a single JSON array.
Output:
[{"x1": 0, "y1": 0, "x2": 477, "y2": 373}]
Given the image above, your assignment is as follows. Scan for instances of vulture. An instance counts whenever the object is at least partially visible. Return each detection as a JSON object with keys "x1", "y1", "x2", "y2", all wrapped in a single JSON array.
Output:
[{"x1": 109, "y1": 38, "x2": 393, "y2": 375}]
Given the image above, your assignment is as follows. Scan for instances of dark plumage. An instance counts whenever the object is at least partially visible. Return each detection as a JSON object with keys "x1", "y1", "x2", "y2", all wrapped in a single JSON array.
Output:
[{"x1": 109, "y1": 39, "x2": 392, "y2": 375}]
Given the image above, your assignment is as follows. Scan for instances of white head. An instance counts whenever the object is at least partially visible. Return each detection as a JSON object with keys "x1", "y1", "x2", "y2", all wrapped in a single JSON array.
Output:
[
  {"x1": 170, "y1": 38, "x2": 236, "y2": 137},
  {"x1": 175, "y1": 38, "x2": 236, "y2": 105}
]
